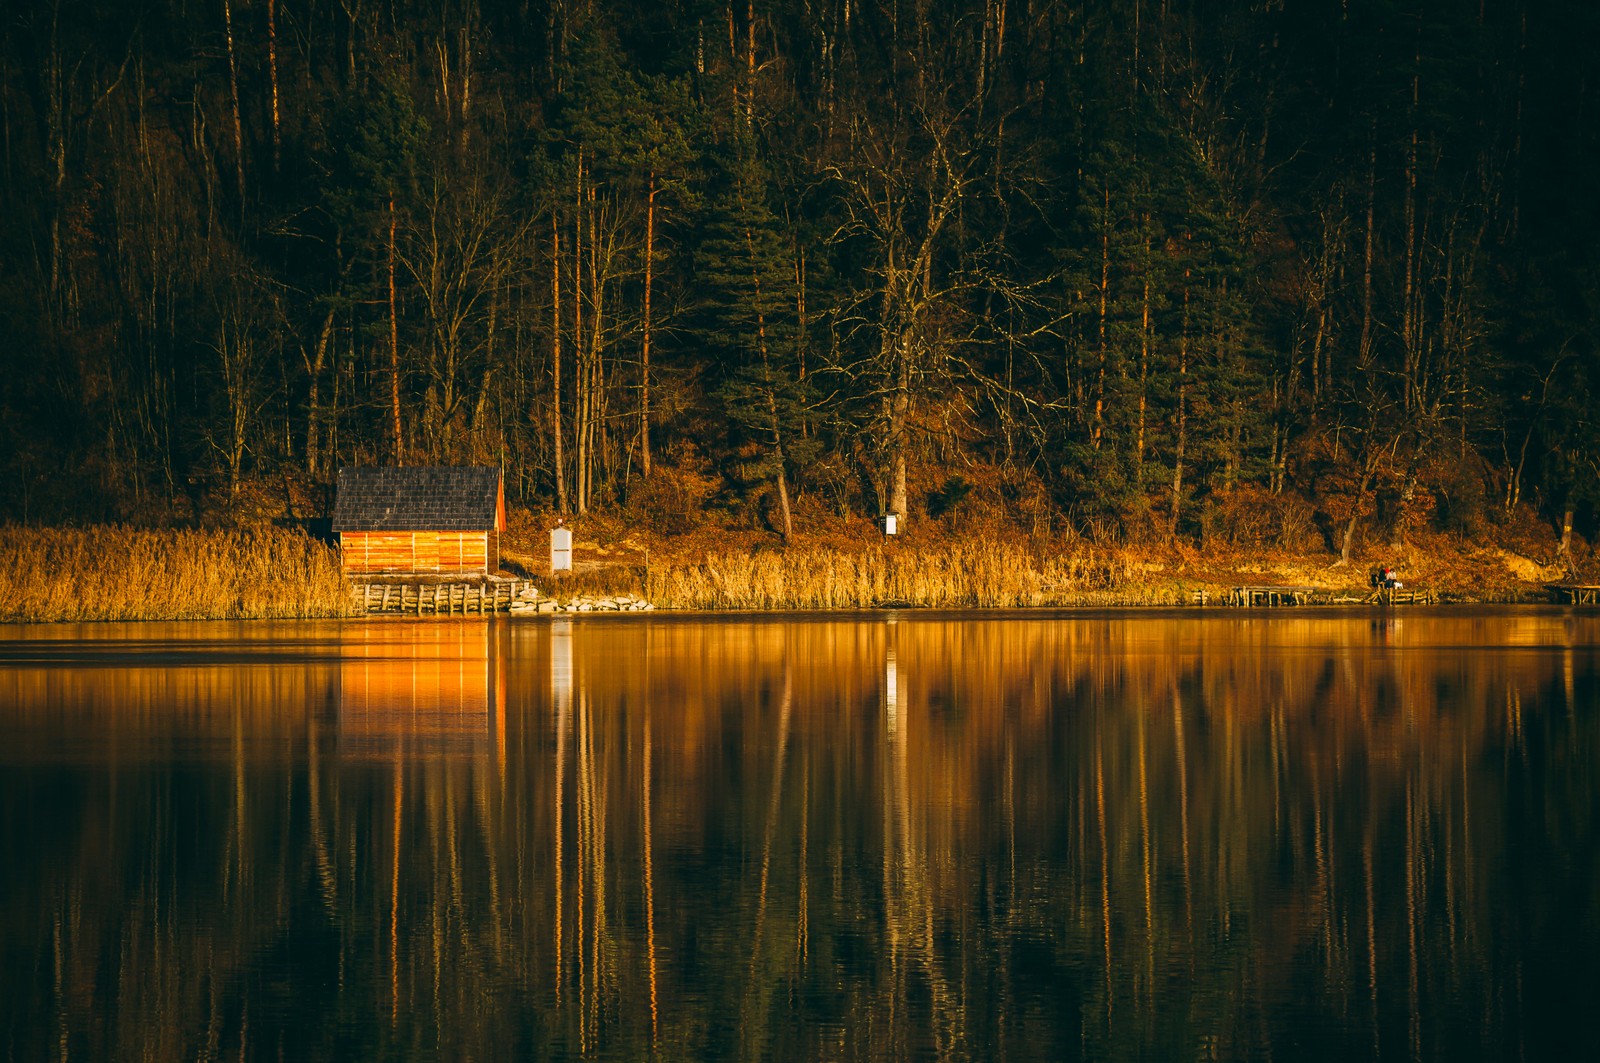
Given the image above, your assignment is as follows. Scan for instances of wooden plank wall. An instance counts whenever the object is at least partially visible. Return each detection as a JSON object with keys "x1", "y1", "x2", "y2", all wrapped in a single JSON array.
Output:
[{"x1": 340, "y1": 531, "x2": 490, "y2": 574}]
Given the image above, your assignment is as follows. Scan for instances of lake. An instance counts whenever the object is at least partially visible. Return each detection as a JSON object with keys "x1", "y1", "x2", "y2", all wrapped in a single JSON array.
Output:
[{"x1": 1, "y1": 610, "x2": 1596, "y2": 1060}]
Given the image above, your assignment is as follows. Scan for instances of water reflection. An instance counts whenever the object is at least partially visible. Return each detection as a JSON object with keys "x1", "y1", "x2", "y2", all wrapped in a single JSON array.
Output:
[
  {"x1": 338, "y1": 624, "x2": 501, "y2": 759},
  {"x1": 0, "y1": 611, "x2": 1597, "y2": 1060}
]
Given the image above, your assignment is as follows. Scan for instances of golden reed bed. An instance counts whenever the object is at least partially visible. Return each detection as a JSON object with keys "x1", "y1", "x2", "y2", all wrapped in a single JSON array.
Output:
[
  {"x1": 0, "y1": 527, "x2": 1181, "y2": 623},
  {"x1": 0, "y1": 525, "x2": 354, "y2": 623},
  {"x1": 641, "y1": 542, "x2": 1172, "y2": 610}
]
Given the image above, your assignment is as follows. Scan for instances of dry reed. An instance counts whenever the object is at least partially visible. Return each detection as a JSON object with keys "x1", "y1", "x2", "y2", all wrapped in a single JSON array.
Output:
[
  {"x1": 0, "y1": 525, "x2": 356, "y2": 623},
  {"x1": 644, "y1": 541, "x2": 1183, "y2": 610}
]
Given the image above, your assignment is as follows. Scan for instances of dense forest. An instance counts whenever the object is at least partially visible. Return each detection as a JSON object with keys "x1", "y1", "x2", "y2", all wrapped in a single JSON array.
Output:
[{"x1": 2, "y1": 0, "x2": 1596, "y2": 553}]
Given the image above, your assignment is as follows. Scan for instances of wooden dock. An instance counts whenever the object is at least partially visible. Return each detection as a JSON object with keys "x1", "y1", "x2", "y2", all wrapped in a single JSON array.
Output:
[
  {"x1": 1227, "y1": 585, "x2": 1320, "y2": 607},
  {"x1": 1366, "y1": 586, "x2": 1436, "y2": 606},
  {"x1": 353, "y1": 579, "x2": 532, "y2": 615},
  {"x1": 1548, "y1": 584, "x2": 1600, "y2": 605}
]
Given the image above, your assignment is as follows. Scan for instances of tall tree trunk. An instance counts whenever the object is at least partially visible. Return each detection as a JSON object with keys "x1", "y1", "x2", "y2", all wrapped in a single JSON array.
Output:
[
  {"x1": 223, "y1": 0, "x2": 246, "y2": 221},
  {"x1": 551, "y1": 214, "x2": 567, "y2": 512},
  {"x1": 572, "y1": 156, "x2": 587, "y2": 514},
  {"x1": 388, "y1": 196, "x2": 403, "y2": 464},
  {"x1": 1402, "y1": 63, "x2": 1419, "y2": 412},
  {"x1": 1093, "y1": 185, "x2": 1109, "y2": 449},
  {"x1": 1359, "y1": 133, "x2": 1376, "y2": 371},
  {"x1": 1168, "y1": 283, "x2": 1189, "y2": 539},
  {"x1": 303, "y1": 307, "x2": 336, "y2": 475},
  {"x1": 267, "y1": 0, "x2": 281, "y2": 175},
  {"x1": 1136, "y1": 262, "x2": 1149, "y2": 477},
  {"x1": 745, "y1": 0, "x2": 757, "y2": 128},
  {"x1": 1340, "y1": 465, "x2": 1373, "y2": 565},
  {"x1": 640, "y1": 174, "x2": 656, "y2": 477},
  {"x1": 586, "y1": 193, "x2": 607, "y2": 495},
  {"x1": 888, "y1": 344, "x2": 909, "y2": 527},
  {"x1": 745, "y1": 226, "x2": 792, "y2": 541}
]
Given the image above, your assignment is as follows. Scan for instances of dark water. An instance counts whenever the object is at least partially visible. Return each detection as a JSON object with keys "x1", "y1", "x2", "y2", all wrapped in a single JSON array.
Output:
[{"x1": 1, "y1": 610, "x2": 1596, "y2": 1061}]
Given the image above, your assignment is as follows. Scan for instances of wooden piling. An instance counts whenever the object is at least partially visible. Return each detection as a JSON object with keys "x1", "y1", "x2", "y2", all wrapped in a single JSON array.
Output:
[{"x1": 352, "y1": 579, "x2": 527, "y2": 616}]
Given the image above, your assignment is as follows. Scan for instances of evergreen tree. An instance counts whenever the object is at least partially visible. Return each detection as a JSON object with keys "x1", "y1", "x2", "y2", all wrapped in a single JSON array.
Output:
[{"x1": 694, "y1": 138, "x2": 816, "y2": 539}]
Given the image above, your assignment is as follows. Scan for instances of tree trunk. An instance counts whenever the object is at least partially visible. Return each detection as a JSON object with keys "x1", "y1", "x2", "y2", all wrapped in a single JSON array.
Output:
[
  {"x1": 551, "y1": 214, "x2": 567, "y2": 512},
  {"x1": 1340, "y1": 467, "x2": 1373, "y2": 565},
  {"x1": 388, "y1": 196, "x2": 403, "y2": 464},
  {"x1": 1168, "y1": 284, "x2": 1189, "y2": 539},
  {"x1": 304, "y1": 307, "x2": 336, "y2": 474},
  {"x1": 572, "y1": 156, "x2": 587, "y2": 514},
  {"x1": 586, "y1": 194, "x2": 608, "y2": 495},
  {"x1": 745, "y1": 226, "x2": 792, "y2": 541},
  {"x1": 1092, "y1": 185, "x2": 1109, "y2": 450},
  {"x1": 223, "y1": 0, "x2": 246, "y2": 220},
  {"x1": 888, "y1": 342, "x2": 910, "y2": 528},
  {"x1": 1359, "y1": 133, "x2": 1376, "y2": 370},
  {"x1": 745, "y1": 0, "x2": 757, "y2": 128},
  {"x1": 640, "y1": 174, "x2": 656, "y2": 477},
  {"x1": 267, "y1": 0, "x2": 282, "y2": 175},
  {"x1": 1136, "y1": 261, "x2": 1149, "y2": 478},
  {"x1": 1402, "y1": 63, "x2": 1419, "y2": 412}
]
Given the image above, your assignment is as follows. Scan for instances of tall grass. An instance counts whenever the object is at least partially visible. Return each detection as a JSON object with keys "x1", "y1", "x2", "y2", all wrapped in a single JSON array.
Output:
[
  {"x1": 644, "y1": 542, "x2": 1185, "y2": 610},
  {"x1": 0, "y1": 525, "x2": 355, "y2": 623}
]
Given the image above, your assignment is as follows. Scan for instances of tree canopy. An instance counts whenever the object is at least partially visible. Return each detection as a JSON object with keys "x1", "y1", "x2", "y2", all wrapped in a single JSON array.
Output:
[{"x1": 1, "y1": 0, "x2": 1594, "y2": 547}]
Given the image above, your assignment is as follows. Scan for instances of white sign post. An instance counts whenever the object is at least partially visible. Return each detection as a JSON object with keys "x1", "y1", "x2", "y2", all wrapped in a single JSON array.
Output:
[{"x1": 550, "y1": 526, "x2": 573, "y2": 572}]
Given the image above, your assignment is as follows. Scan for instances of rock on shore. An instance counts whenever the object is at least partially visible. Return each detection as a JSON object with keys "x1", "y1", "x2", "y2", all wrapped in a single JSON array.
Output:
[{"x1": 508, "y1": 592, "x2": 656, "y2": 615}]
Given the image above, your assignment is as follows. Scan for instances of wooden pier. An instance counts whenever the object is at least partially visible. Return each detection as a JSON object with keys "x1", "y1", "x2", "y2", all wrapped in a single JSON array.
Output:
[
  {"x1": 1548, "y1": 584, "x2": 1600, "y2": 605},
  {"x1": 1228, "y1": 585, "x2": 1320, "y2": 607},
  {"x1": 353, "y1": 579, "x2": 532, "y2": 615},
  {"x1": 1365, "y1": 586, "x2": 1436, "y2": 606}
]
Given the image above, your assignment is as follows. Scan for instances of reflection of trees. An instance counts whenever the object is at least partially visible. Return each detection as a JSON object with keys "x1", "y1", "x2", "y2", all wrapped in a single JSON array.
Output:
[{"x1": 1, "y1": 615, "x2": 1596, "y2": 1058}]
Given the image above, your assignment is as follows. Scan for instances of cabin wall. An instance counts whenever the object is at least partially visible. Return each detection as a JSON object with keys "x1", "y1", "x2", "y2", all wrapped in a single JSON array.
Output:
[{"x1": 340, "y1": 531, "x2": 491, "y2": 575}]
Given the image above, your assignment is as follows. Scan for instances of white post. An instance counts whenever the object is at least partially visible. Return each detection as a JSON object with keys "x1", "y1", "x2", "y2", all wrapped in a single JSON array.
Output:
[{"x1": 550, "y1": 526, "x2": 573, "y2": 572}]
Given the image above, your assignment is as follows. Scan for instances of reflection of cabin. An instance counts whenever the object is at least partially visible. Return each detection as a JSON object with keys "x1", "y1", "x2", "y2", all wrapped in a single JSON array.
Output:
[
  {"x1": 338, "y1": 624, "x2": 503, "y2": 759},
  {"x1": 332, "y1": 466, "x2": 506, "y2": 576}
]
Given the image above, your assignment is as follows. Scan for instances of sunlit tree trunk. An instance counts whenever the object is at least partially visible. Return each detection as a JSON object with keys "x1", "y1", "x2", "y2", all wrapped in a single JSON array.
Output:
[
  {"x1": 1169, "y1": 282, "x2": 1189, "y2": 539},
  {"x1": 572, "y1": 156, "x2": 586, "y2": 513},
  {"x1": 551, "y1": 215, "x2": 568, "y2": 512},
  {"x1": 267, "y1": 0, "x2": 281, "y2": 175},
  {"x1": 1136, "y1": 264, "x2": 1150, "y2": 478},
  {"x1": 640, "y1": 175, "x2": 656, "y2": 477},
  {"x1": 887, "y1": 341, "x2": 910, "y2": 528},
  {"x1": 1093, "y1": 186, "x2": 1110, "y2": 450},
  {"x1": 222, "y1": 0, "x2": 246, "y2": 220},
  {"x1": 388, "y1": 196, "x2": 403, "y2": 464}
]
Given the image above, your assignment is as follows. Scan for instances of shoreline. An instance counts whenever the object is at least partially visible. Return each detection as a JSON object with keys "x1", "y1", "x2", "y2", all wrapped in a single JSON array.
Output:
[
  {"x1": 0, "y1": 521, "x2": 1586, "y2": 624},
  {"x1": 2, "y1": 598, "x2": 1587, "y2": 633}
]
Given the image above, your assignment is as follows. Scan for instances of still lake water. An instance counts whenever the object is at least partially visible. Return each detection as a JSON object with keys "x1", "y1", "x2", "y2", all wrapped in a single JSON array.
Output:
[{"x1": 1, "y1": 610, "x2": 1596, "y2": 1061}]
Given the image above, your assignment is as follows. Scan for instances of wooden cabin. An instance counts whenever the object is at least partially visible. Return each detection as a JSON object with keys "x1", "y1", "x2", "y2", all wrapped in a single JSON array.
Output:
[{"x1": 332, "y1": 466, "x2": 506, "y2": 576}]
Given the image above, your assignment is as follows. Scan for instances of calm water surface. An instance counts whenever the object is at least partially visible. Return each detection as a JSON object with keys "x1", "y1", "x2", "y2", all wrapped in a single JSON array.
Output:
[{"x1": 1, "y1": 610, "x2": 1596, "y2": 1060}]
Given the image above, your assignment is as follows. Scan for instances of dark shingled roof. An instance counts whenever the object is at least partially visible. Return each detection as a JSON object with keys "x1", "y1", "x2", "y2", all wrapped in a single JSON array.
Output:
[{"x1": 332, "y1": 466, "x2": 503, "y2": 531}]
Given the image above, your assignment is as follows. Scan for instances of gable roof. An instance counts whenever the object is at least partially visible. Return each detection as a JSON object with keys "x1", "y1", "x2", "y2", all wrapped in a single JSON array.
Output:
[{"x1": 332, "y1": 466, "x2": 504, "y2": 532}]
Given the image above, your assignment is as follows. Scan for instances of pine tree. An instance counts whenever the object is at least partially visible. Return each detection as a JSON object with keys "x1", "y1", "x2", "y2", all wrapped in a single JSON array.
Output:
[{"x1": 695, "y1": 138, "x2": 815, "y2": 540}]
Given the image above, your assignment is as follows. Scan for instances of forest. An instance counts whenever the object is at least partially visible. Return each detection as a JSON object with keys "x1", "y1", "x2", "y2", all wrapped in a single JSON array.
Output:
[{"x1": 2, "y1": 0, "x2": 1596, "y2": 556}]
